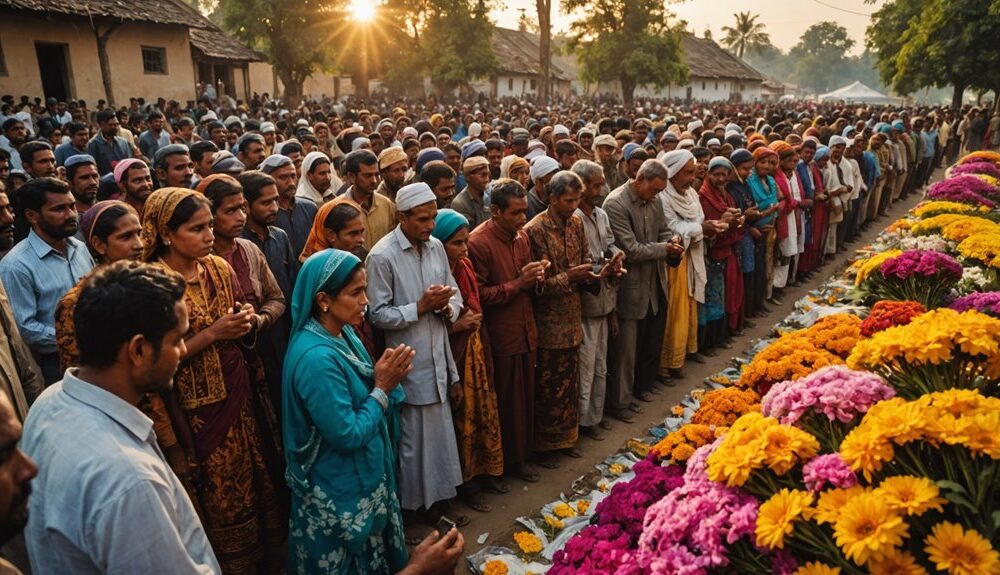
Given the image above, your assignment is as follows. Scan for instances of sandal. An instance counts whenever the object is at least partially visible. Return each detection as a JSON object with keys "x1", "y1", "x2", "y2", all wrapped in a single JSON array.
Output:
[
  {"x1": 481, "y1": 476, "x2": 511, "y2": 494},
  {"x1": 627, "y1": 402, "x2": 645, "y2": 414},
  {"x1": 611, "y1": 409, "x2": 635, "y2": 423},
  {"x1": 581, "y1": 426, "x2": 606, "y2": 441},
  {"x1": 534, "y1": 454, "x2": 560, "y2": 469},
  {"x1": 460, "y1": 492, "x2": 492, "y2": 513},
  {"x1": 424, "y1": 503, "x2": 471, "y2": 529},
  {"x1": 636, "y1": 392, "x2": 654, "y2": 403},
  {"x1": 563, "y1": 447, "x2": 583, "y2": 459},
  {"x1": 598, "y1": 419, "x2": 613, "y2": 431}
]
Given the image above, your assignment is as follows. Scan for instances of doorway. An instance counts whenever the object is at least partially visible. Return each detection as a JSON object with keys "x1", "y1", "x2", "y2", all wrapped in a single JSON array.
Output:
[{"x1": 35, "y1": 42, "x2": 72, "y2": 101}]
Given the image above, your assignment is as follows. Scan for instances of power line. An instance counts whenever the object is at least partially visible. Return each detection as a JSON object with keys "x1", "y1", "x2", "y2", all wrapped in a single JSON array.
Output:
[{"x1": 809, "y1": 0, "x2": 874, "y2": 17}]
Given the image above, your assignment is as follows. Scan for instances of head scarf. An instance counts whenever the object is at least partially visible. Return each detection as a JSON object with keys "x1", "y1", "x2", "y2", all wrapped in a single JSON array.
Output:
[
  {"x1": 289, "y1": 249, "x2": 368, "y2": 374},
  {"x1": 662, "y1": 149, "x2": 695, "y2": 179},
  {"x1": 463, "y1": 156, "x2": 489, "y2": 173},
  {"x1": 415, "y1": 147, "x2": 445, "y2": 173},
  {"x1": 461, "y1": 140, "x2": 487, "y2": 161},
  {"x1": 500, "y1": 155, "x2": 529, "y2": 179},
  {"x1": 730, "y1": 149, "x2": 753, "y2": 166},
  {"x1": 431, "y1": 209, "x2": 469, "y2": 243},
  {"x1": 828, "y1": 135, "x2": 849, "y2": 148},
  {"x1": 296, "y1": 151, "x2": 332, "y2": 203},
  {"x1": 299, "y1": 198, "x2": 364, "y2": 262},
  {"x1": 769, "y1": 141, "x2": 795, "y2": 158},
  {"x1": 814, "y1": 146, "x2": 831, "y2": 161},
  {"x1": 529, "y1": 156, "x2": 559, "y2": 182},
  {"x1": 622, "y1": 143, "x2": 642, "y2": 161},
  {"x1": 396, "y1": 182, "x2": 436, "y2": 211},
  {"x1": 141, "y1": 187, "x2": 198, "y2": 262},
  {"x1": 752, "y1": 146, "x2": 778, "y2": 162},
  {"x1": 195, "y1": 173, "x2": 237, "y2": 194},
  {"x1": 708, "y1": 157, "x2": 733, "y2": 172},
  {"x1": 80, "y1": 200, "x2": 132, "y2": 248},
  {"x1": 351, "y1": 137, "x2": 371, "y2": 151},
  {"x1": 592, "y1": 134, "x2": 616, "y2": 151},
  {"x1": 113, "y1": 158, "x2": 146, "y2": 183}
]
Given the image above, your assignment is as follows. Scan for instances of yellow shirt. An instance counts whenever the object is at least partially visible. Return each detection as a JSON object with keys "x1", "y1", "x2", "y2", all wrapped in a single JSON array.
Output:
[{"x1": 330, "y1": 188, "x2": 397, "y2": 250}]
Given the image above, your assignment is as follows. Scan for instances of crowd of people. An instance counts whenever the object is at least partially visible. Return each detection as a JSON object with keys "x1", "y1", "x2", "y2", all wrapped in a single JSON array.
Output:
[{"x1": 0, "y1": 89, "x2": 994, "y2": 574}]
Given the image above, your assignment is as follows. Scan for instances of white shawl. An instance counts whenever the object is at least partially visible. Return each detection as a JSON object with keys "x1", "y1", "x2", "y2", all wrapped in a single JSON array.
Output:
[{"x1": 660, "y1": 180, "x2": 707, "y2": 303}]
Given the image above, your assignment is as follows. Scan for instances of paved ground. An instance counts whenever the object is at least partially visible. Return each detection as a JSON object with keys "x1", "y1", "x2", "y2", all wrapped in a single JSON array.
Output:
[{"x1": 419, "y1": 186, "x2": 928, "y2": 574}]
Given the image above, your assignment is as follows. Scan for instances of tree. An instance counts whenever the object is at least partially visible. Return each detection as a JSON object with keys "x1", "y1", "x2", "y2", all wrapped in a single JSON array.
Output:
[
  {"x1": 517, "y1": 8, "x2": 539, "y2": 33},
  {"x1": 564, "y1": 0, "x2": 688, "y2": 105},
  {"x1": 867, "y1": 0, "x2": 1000, "y2": 109},
  {"x1": 218, "y1": 0, "x2": 346, "y2": 105},
  {"x1": 788, "y1": 21, "x2": 855, "y2": 93},
  {"x1": 720, "y1": 11, "x2": 771, "y2": 60},
  {"x1": 536, "y1": 0, "x2": 552, "y2": 101}
]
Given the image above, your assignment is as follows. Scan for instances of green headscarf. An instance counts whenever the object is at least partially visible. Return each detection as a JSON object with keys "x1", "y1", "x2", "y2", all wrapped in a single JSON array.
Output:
[{"x1": 431, "y1": 208, "x2": 469, "y2": 242}]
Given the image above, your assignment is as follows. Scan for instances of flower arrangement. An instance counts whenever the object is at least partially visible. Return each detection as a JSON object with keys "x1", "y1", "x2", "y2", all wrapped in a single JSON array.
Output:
[
  {"x1": 958, "y1": 232, "x2": 1000, "y2": 269},
  {"x1": 482, "y1": 559, "x2": 509, "y2": 575},
  {"x1": 950, "y1": 291, "x2": 1000, "y2": 317},
  {"x1": 940, "y1": 216, "x2": 1000, "y2": 242},
  {"x1": 592, "y1": 459, "x2": 685, "y2": 539},
  {"x1": 898, "y1": 232, "x2": 952, "y2": 252},
  {"x1": 951, "y1": 160, "x2": 1000, "y2": 179},
  {"x1": 909, "y1": 213, "x2": 989, "y2": 236},
  {"x1": 852, "y1": 249, "x2": 902, "y2": 287},
  {"x1": 848, "y1": 308, "x2": 1000, "y2": 397},
  {"x1": 860, "y1": 300, "x2": 926, "y2": 337},
  {"x1": 651, "y1": 423, "x2": 717, "y2": 463},
  {"x1": 738, "y1": 335, "x2": 844, "y2": 394},
  {"x1": 690, "y1": 387, "x2": 761, "y2": 427},
  {"x1": 958, "y1": 150, "x2": 1000, "y2": 165},
  {"x1": 863, "y1": 250, "x2": 963, "y2": 308},
  {"x1": 800, "y1": 314, "x2": 862, "y2": 358},
  {"x1": 912, "y1": 200, "x2": 976, "y2": 218},
  {"x1": 513, "y1": 531, "x2": 543, "y2": 555},
  {"x1": 761, "y1": 365, "x2": 895, "y2": 450},
  {"x1": 926, "y1": 176, "x2": 998, "y2": 207}
]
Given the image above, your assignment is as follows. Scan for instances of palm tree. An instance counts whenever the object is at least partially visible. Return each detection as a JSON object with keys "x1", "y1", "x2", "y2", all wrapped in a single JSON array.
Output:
[{"x1": 721, "y1": 11, "x2": 771, "y2": 60}]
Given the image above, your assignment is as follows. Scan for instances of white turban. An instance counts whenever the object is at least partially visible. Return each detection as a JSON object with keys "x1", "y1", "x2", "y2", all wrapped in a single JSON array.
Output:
[
  {"x1": 468, "y1": 122, "x2": 482, "y2": 138},
  {"x1": 829, "y1": 135, "x2": 849, "y2": 148},
  {"x1": 529, "y1": 156, "x2": 560, "y2": 182},
  {"x1": 296, "y1": 151, "x2": 333, "y2": 203},
  {"x1": 351, "y1": 137, "x2": 371, "y2": 151},
  {"x1": 678, "y1": 138, "x2": 695, "y2": 149},
  {"x1": 662, "y1": 149, "x2": 695, "y2": 179},
  {"x1": 524, "y1": 140, "x2": 547, "y2": 161},
  {"x1": 402, "y1": 126, "x2": 419, "y2": 140},
  {"x1": 686, "y1": 120, "x2": 704, "y2": 132},
  {"x1": 396, "y1": 182, "x2": 437, "y2": 212},
  {"x1": 706, "y1": 138, "x2": 721, "y2": 147},
  {"x1": 553, "y1": 124, "x2": 570, "y2": 137}
]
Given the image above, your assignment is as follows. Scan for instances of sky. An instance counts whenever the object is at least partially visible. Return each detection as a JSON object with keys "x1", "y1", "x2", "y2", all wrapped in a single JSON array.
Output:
[{"x1": 492, "y1": 0, "x2": 877, "y2": 55}]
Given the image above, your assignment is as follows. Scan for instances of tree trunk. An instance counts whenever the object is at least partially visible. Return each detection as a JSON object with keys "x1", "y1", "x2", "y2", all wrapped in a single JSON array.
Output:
[
  {"x1": 92, "y1": 22, "x2": 120, "y2": 107},
  {"x1": 950, "y1": 82, "x2": 966, "y2": 110},
  {"x1": 279, "y1": 68, "x2": 304, "y2": 107},
  {"x1": 621, "y1": 77, "x2": 636, "y2": 107},
  {"x1": 536, "y1": 0, "x2": 551, "y2": 101}
]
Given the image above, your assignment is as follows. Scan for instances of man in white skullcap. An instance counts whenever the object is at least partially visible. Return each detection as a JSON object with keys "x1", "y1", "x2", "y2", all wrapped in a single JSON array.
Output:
[
  {"x1": 552, "y1": 124, "x2": 570, "y2": 142},
  {"x1": 527, "y1": 156, "x2": 559, "y2": 219},
  {"x1": 824, "y1": 135, "x2": 852, "y2": 255},
  {"x1": 365, "y1": 182, "x2": 467, "y2": 526}
]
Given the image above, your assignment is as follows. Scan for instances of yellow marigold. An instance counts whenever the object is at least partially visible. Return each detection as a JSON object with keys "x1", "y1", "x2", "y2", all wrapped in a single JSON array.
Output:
[
  {"x1": 958, "y1": 231, "x2": 1000, "y2": 268},
  {"x1": 924, "y1": 522, "x2": 1000, "y2": 575},
  {"x1": 854, "y1": 249, "x2": 903, "y2": 286},
  {"x1": 575, "y1": 499, "x2": 590, "y2": 514},
  {"x1": 651, "y1": 424, "x2": 716, "y2": 463},
  {"x1": 755, "y1": 488, "x2": 814, "y2": 550},
  {"x1": 543, "y1": 514, "x2": 564, "y2": 530},
  {"x1": 941, "y1": 217, "x2": 1000, "y2": 243},
  {"x1": 839, "y1": 426, "x2": 896, "y2": 482},
  {"x1": 483, "y1": 559, "x2": 509, "y2": 575},
  {"x1": 867, "y1": 548, "x2": 929, "y2": 575},
  {"x1": 552, "y1": 502, "x2": 576, "y2": 519},
  {"x1": 913, "y1": 200, "x2": 975, "y2": 218},
  {"x1": 847, "y1": 309, "x2": 1000, "y2": 380},
  {"x1": 833, "y1": 491, "x2": 909, "y2": 566},
  {"x1": 691, "y1": 387, "x2": 761, "y2": 427},
  {"x1": 794, "y1": 563, "x2": 841, "y2": 575},
  {"x1": 874, "y1": 476, "x2": 946, "y2": 517},
  {"x1": 887, "y1": 218, "x2": 913, "y2": 232},
  {"x1": 910, "y1": 213, "x2": 985, "y2": 236},
  {"x1": 608, "y1": 463, "x2": 625, "y2": 475},
  {"x1": 954, "y1": 412, "x2": 1000, "y2": 458},
  {"x1": 513, "y1": 531, "x2": 543, "y2": 554},
  {"x1": 707, "y1": 413, "x2": 818, "y2": 486},
  {"x1": 813, "y1": 485, "x2": 869, "y2": 525},
  {"x1": 959, "y1": 150, "x2": 1000, "y2": 165},
  {"x1": 976, "y1": 173, "x2": 999, "y2": 186},
  {"x1": 916, "y1": 388, "x2": 997, "y2": 417}
]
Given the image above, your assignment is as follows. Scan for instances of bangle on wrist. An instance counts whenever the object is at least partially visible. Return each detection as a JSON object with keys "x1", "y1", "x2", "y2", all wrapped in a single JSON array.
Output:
[{"x1": 370, "y1": 388, "x2": 389, "y2": 410}]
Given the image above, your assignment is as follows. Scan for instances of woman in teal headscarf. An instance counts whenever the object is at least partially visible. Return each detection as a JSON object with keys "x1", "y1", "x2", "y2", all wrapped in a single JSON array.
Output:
[{"x1": 282, "y1": 248, "x2": 415, "y2": 574}]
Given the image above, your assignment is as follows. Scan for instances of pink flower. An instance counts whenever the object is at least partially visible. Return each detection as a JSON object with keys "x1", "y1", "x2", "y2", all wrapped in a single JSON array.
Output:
[
  {"x1": 950, "y1": 162, "x2": 1000, "y2": 180},
  {"x1": 802, "y1": 453, "x2": 857, "y2": 492},
  {"x1": 951, "y1": 291, "x2": 1000, "y2": 317},
  {"x1": 761, "y1": 365, "x2": 894, "y2": 425},
  {"x1": 927, "y1": 175, "x2": 999, "y2": 206},
  {"x1": 879, "y1": 250, "x2": 963, "y2": 281}
]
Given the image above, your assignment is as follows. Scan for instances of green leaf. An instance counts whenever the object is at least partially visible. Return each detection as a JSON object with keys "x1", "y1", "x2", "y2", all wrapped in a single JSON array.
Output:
[{"x1": 936, "y1": 479, "x2": 969, "y2": 495}]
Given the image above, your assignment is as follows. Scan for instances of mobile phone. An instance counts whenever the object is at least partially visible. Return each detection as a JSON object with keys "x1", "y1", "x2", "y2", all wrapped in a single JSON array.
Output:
[
  {"x1": 436, "y1": 516, "x2": 456, "y2": 535},
  {"x1": 592, "y1": 257, "x2": 605, "y2": 274}
]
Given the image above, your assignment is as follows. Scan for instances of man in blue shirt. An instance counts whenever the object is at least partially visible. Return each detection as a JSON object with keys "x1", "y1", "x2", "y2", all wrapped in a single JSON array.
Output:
[
  {"x1": 85, "y1": 109, "x2": 132, "y2": 176},
  {"x1": 54, "y1": 122, "x2": 90, "y2": 167},
  {"x1": 138, "y1": 111, "x2": 171, "y2": 160},
  {"x1": 0, "y1": 177, "x2": 94, "y2": 384},
  {"x1": 21, "y1": 261, "x2": 220, "y2": 574}
]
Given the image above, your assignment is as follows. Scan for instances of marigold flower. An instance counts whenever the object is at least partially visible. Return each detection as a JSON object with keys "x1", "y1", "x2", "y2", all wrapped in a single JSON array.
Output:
[
  {"x1": 866, "y1": 548, "x2": 929, "y2": 575},
  {"x1": 513, "y1": 531, "x2": 543, "y2": 554},
  {"x1": 924, "y1": 522, "x2": 1000, "y2": 575},
  {"x1": 833, "y1": 491, "x2": 908, "y2": 566},
  {"x1": 793, "y1": 562, "x2": 842, "y2": 575},
  {"x1": 483, "y1": 559, "x2": 509, "y2": 575},
  {"x1": 874, "y1": 476, "x2": 946, "y2": 516},
  {"x1": 755, "y1": 488, "x2": 814, "y2": 550}
]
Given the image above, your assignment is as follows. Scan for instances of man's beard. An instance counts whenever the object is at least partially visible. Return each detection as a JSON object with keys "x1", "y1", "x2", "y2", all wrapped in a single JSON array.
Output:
[
  {"x1": 41, "y1": 218, "x2": 78, "y2": 239},
  {"x1": 0, "y1": 485, "x2": 31, "y2": 546}
]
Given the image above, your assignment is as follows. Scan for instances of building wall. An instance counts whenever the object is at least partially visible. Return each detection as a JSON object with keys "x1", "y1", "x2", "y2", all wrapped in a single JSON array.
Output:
[
  {"x1": 0, "y1": 13, "x2": 196, "y2": 105},
  {"x1": 248, "y1": 61, "x2": 276, "y2": 97},
  {"x1": 580, "y1": 77, "x2": 763, "y2": 102}
]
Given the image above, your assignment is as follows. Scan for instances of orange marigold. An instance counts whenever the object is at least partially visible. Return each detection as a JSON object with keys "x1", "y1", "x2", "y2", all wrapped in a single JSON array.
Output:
[
  {"x1": 738, "y1": 336, "x2": 844, "y2": 394},
  {"x1": 691, "y1": 387, "x2": 762, "y2": 427},
  {"x1": 651, "y1": 423, "x2": 716, "y2": 463},
  {"x1": 803, "y1": 314, "x2": 863, "y2": 358}
]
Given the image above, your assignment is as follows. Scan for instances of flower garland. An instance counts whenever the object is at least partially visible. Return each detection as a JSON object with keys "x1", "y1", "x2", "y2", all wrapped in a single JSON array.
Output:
[
  {"x1": 926, "y1": 175, "x2": 998, "y2": 207},
  {"x1": 950, "y1": 160, "x2": 1000, "y2": 179}
]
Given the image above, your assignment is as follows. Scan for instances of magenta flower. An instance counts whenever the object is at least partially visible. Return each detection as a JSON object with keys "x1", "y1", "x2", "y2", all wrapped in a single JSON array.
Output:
[
  {"x1": 950, "y1": 291, "x2": 1000, "y2": 317},
  {"x1": 926, "y1": 175, "x2": 999, "y2": 206},
  {"x1": 879, "y1": 250, "x2": 963, "y2": 281},
  {"x1": 761, "y1": 365, "x2": 895, "y2": 425},
  {"x1": 802, "y1": 453, "x2": 858, "y2": 492},
  {"x1": 951, "y1": 161, "x2": 1000, "y2": 180}
]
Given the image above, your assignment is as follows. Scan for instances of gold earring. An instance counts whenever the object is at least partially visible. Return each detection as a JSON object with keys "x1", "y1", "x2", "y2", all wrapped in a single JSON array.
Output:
[
  {"x1": 322, "y1": 306, "x2": 329, "y2": 313},
  {"x1": 164, "y1": 239, "x2": 171, "y2": 246}
]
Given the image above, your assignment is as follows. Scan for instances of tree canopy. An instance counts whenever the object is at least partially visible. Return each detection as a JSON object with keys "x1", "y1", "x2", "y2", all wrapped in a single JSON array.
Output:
[
  {"x1": 720, "y1": 11, "x2": 771, "y2": 60},
  {"x1": 787, "y1": 21, "x2": 855, "y2": 94},
  {"x1": 564, "y1": 0, "x2": 688, "y2": 105},
  {"x1": 866, "y1": 0, "x2": 1000, "y2": 108}
]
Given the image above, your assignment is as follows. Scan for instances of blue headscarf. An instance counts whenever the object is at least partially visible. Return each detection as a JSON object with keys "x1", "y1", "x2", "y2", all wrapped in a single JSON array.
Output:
[
  {"x1": 708, "y1": 157, "x2": 733, "y2": 172},
  {"x1": 814, "y1": 146, "x2": 831, "y2": 161},
  {"x1": 431, "y1": 209, "x2": 469, "y2": 243}
]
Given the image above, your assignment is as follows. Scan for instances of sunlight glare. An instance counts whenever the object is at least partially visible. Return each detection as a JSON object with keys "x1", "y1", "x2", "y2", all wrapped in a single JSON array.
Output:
[{"x1": 349, "y1": 0, "x2": 376, "y2": 23}]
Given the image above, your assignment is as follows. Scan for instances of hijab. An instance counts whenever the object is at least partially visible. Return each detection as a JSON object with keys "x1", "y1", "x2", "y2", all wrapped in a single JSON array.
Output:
[
  {"x1": 299, "y1": 198, "x2": 365, "y2": 262},
  {"x1": 499, "y1": 155, "x2": 529, "y2": 180},
  {"x1": 141, "y1": 187, "x2": 198, "y2": 262},
  {"x1": 295, "y1": 151, "x2": 334, "y2": 204},
  {"x1": 80, "y1": 200, "x2": 133, "y2": 249}
]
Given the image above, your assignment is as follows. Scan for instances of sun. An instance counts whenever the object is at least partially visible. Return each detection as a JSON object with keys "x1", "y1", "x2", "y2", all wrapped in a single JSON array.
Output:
[{"x1": 349, "y1": 0, "x2": 376, "y2": 23}]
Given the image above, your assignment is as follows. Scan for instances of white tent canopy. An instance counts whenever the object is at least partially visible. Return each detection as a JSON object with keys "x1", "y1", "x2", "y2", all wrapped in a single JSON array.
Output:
[{"x1": 818, "y1": 81, "x2": 896, "y2": 104}]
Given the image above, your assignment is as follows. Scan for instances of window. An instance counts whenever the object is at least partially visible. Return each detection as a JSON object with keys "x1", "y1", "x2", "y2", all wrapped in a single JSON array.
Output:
[
  {"x1": 141, "y1": 46, "x2": 167, "y2": 74},
  {"x1": 508, "y1": 78, "x2": 513, "y2": 91},
  {"x1": 0, "y1": 38, "x2": 7, "y2": 76},
  {"x1": 714, "y1": 82, "x2": 719, "y2": 90},
  {"x1": 701, "y1": 81, "x2": 706, "y2": 90},
  {"x1": 530, "y1": 78, "x2": 537, "y2": 90}
]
